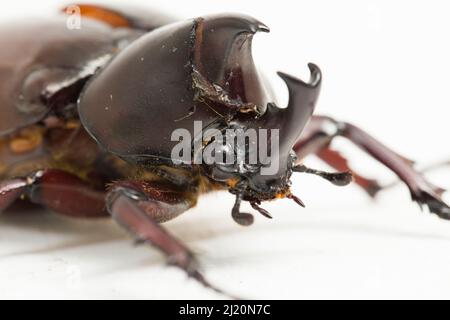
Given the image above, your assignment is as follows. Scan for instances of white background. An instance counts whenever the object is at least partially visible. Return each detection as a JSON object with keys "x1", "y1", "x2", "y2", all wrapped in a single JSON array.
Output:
[{"x1": 0, "y1": 0, "x2": 450, "y2": 299}]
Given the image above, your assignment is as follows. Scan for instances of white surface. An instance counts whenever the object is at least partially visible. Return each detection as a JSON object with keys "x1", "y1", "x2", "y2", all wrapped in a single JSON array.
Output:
[{"x1": 1, "y1": 0, "x2": 450, "y2": 299}]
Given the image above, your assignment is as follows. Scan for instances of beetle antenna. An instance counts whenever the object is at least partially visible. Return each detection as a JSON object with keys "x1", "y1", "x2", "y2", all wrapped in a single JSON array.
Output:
[
  {"x1": 250, "y1": 201, "x2": 272, "y2": 219},
  {"x1": 232, "y1": 193, "x2": 254, "y2": 226},
  {"x1": 293, "y1": 164, "x2": 353, "y2": 186}
]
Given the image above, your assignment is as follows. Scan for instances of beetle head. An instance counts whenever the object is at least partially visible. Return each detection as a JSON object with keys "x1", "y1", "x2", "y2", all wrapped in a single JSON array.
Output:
[{"x1": 201, "y1": 64, "x2": 322, "y2": 205}]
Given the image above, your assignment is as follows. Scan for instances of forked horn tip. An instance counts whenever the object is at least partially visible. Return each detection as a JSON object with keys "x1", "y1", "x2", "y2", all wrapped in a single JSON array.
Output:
[{"x1": 277, "y1": 63, "x2": 322, "y2": 88}]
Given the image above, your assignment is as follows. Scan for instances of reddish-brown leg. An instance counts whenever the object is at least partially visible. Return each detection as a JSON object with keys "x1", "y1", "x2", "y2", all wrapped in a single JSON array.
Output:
[
  {"x1": 28, "y1": 169, "x2": 107, "y2": 217},
  {"x1": 0, "y1": 169, "x2": 107, "y2": 217},
  {"x1": 0, "y1": 179, "x2": 28, "y2": 212},
  {"x1": 106, "y1": 180, "x2": 235, "y2": 298},
  {"x1": 2, "y1": 171, "x2": 232, "y2": 296},
  {"x1": 295, "y1": 115, "x2": 450, "y2": 218}
]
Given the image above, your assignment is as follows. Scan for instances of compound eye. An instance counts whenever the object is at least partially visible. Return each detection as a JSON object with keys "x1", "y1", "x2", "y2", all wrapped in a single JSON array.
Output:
[
  {"x1": 203, "y1": 138, "x2": 239, "y2": 174},
  {"x1": 214, "y1": 141, "x2": 236, "y2": 167}
]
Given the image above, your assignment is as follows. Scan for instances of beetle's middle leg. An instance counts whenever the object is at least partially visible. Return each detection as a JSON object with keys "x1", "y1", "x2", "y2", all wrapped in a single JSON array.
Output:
[{"x1": 295, "y1": 115, "x2": 450, "y2": 218}]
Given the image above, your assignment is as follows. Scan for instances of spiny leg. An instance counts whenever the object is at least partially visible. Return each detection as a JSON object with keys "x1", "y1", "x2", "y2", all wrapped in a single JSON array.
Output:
[
  {"x1": 295, "y1": 115, "x2": 450, "y2": 218},
  {"x1": 2, "y1": 170, "x2": 234, "y2": 297},
  {"x1": 106, "y1": 180, "x2": 236, "y2": 298},
  {"x1": 382, "y1": 159, "x2": 450, "y2": 190}
]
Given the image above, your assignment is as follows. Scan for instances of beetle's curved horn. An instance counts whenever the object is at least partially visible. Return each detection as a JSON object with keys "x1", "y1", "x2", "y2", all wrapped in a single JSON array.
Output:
[
  {"x1": 244, "y1": 64, "x2": 322, "y2": 181},
  {"x1": 276, "y1": 63, "x2": 322, "y2": 148},
  {"x1": 278, "y1": 63, "x2": 321, "y2": 114},
  {"x1": 192, "y1": 15, "x2": 271, "y2": 115}
]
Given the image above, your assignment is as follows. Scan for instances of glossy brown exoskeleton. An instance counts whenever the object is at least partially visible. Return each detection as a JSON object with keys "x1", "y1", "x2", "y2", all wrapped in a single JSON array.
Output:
[{"x1": 0, "y1": 4, "x2": 448, "y2": 296}]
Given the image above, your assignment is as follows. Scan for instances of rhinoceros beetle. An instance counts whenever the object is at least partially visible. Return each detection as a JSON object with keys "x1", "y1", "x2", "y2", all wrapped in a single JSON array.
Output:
[{"x1": 0, "y1": 4, "x2": 448, "y2": 297}]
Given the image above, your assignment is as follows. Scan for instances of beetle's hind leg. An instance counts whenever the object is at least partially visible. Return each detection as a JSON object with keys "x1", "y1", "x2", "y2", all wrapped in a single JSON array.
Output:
[
  {"x1": 106, "y1": 180, "x2": 236, "y2": 298},
  {"x1": 295, "y1": 115, "x2": 450, "y2": 218}
]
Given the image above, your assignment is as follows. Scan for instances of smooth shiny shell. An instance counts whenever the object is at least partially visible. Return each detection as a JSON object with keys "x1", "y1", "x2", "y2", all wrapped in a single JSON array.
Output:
[
  {"x1": 0, "y1": 17, "x2": 128, "y2": 136},
  {"x1": 78, "y1": 14, "x2": 272, "y2": 163}
]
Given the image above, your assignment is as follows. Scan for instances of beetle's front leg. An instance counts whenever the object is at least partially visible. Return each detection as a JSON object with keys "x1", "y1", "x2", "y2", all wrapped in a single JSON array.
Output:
[
  {"x1": 295, "y1": 115, "x2": 450, "y2": 218},
  {"x1": 106, "y1": 180, "x2": 234, "y2": 298}
]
